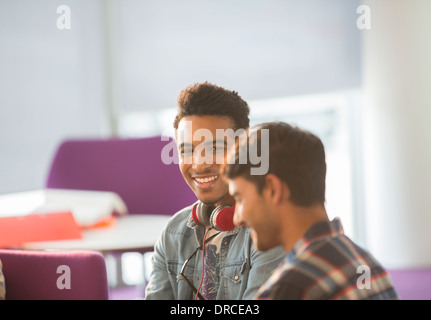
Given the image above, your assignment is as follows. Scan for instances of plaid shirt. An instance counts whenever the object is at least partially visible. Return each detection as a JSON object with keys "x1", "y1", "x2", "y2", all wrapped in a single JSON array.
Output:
[{"x1": 255, "y1": 218, "x2": 400, "y2": 300}]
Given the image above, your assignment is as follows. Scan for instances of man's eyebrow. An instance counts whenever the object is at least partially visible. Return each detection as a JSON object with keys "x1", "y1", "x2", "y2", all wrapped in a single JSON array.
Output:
[
  {"x1": 179, "y1": 140, "x2": 227, "y2": 149},
  {"x1": 204, "y1": 139, "x2": 227, "y2": 146},
  {"x1": 178, "y1": 142, "x2": 193, "y2": 149}
]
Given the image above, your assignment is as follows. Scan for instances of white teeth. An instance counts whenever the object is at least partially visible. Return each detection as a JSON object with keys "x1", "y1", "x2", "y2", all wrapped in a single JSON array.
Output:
[{"x1": 195, "y1": 175, "x2": 217, "y2": 183}]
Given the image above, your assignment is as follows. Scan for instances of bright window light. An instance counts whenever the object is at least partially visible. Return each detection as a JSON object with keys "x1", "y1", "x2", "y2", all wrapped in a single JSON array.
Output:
[{"x1": 121, "y1": 252, "x2": 144, "y2": 286}]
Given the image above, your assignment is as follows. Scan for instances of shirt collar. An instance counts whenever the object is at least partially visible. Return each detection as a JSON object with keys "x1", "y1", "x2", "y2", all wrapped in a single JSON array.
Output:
[{"x1": 287, "y1": 217, "x2": 344, "y2": 263}]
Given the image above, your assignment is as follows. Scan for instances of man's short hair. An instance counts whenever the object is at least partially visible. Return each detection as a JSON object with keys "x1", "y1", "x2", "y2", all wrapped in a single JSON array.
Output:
[
  {"x1": 173, "y1": 81, "x2": 250, "y2": 130},
  {"x1": 225, "y1": 121, "x2": 327, "y2": 206}
]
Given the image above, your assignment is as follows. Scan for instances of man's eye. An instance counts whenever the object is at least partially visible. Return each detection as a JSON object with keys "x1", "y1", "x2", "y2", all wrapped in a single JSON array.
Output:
[
  {"x1": 213, "y1": 145, "x2": 226, "y2": 153},
  {"x1": 181, "y1": 149, "x2": 193, "y2": 154}
]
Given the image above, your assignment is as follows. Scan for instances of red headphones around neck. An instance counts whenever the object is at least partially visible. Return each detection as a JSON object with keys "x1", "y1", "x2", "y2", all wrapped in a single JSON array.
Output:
[{"x1": 191, "y1": 202, "x2": 236, "y2": 231}]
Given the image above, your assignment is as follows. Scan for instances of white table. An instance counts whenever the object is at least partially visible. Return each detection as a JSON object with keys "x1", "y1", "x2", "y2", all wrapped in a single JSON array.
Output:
[
  {"x1": 22, "y1": 214, "x2": 171, "y2": 289},
  {"x1": 22, "y1": 214, "x2": 171, "y2": 254}
]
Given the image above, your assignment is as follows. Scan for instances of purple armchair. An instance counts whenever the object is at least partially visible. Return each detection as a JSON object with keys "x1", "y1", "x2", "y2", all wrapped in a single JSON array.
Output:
[
  {"x1": 0, "y1": 249, "x2": 109, "y2": 300},
  {"x1": 45, "y1": 136, "x2": 197, "y2": 215}
]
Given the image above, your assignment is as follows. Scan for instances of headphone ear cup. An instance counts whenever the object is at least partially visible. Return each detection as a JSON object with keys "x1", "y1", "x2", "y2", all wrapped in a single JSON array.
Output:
[
  {"x1": 192, "y1": 202, "x2": 212, "y2": 226},
  {"x1": 210, "y1": 205, "x2": 236, "y2": 231}
]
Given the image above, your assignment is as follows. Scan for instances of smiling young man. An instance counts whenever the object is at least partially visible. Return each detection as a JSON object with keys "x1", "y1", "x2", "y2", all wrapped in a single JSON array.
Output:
[
  {"x1": 225, "y1": 121, "x2": 400, "y2": 300},
  {"x1": 144, "y1": 82, "x2": 285, "y2": 300}
]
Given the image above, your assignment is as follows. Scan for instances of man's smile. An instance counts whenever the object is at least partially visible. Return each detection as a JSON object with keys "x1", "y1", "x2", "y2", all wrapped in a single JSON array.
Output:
[{"x1": 192, "y1": 174, "x2": 219, "y2": 190}]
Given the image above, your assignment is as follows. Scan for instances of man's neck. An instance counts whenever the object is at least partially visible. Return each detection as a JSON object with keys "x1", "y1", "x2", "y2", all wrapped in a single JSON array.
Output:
[{"x1": 280, "y1": 203, "x2": 328, "y2": 253}]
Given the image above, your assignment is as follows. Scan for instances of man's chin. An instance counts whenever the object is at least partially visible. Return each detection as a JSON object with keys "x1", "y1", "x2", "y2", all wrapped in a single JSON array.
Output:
[
  {"x1": 194, "y1": 188, "x2": 228, "y2": 206},
  {"x1": 251, "y1": 231, "x2": 273, "y2": 252},
  {"x1": 254, "y1": 242, "x2": 271, "y2": 252},
  {"x1": 196, "y1": 194, "x2": 221, "y2": 206}
]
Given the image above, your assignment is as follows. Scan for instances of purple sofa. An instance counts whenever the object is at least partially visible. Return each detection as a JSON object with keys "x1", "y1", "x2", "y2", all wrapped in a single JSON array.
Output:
[{"x1": 45, "y1": 136, "x2": 197, "y2": 215}]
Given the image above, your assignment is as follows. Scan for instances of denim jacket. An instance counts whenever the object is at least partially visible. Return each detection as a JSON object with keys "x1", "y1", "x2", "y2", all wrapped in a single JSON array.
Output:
[{"x1": 145, "y1": 204, "x2": 285, "y2": 300}]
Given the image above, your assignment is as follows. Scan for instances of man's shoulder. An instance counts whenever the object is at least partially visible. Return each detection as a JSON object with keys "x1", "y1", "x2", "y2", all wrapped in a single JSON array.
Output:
[{"x1": 163, "y1": 202, "x2": 196, "y2": 235}]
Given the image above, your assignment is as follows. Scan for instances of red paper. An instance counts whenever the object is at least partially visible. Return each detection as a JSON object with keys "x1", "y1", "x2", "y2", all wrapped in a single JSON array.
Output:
[{"x1": 0, "y1": 211, "x2": 82, "y2": 248}]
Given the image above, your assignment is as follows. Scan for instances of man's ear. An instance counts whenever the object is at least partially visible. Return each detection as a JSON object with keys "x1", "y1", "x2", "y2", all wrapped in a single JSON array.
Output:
[{"x1": 264, "y1": 174, "x2": 289, "y2": 205}]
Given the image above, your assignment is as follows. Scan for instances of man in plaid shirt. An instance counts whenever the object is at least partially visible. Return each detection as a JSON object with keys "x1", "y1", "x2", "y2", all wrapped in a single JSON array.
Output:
[{"x1": 224, "y1": 121, "x2": 400, "y2": 300}]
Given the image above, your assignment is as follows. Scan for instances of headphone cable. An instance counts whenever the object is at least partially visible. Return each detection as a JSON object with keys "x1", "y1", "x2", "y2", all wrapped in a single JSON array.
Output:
[{"x1": 195, "y1": 227, "x2": 214, "y2": 300}]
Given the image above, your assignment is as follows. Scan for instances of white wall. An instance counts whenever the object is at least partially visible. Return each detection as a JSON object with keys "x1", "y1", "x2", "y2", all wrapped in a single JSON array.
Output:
[
  {"x1": 112, "y1": 0, "x2": 361, "y2": 113},
  {"x1": 0, "y1": 0, "x2": 361, "y2": 195},
  {"x1": 0, "y1": 0, "x2": 109, "y2": 194},
  {"x1": 362, "y1": 0, "x2": 431, "y2": 268}
]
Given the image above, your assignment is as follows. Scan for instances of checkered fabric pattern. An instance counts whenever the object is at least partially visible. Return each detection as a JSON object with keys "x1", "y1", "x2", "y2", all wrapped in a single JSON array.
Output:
[{"x1": 255, "y1": 218, "x2": 400, "y2": 300}]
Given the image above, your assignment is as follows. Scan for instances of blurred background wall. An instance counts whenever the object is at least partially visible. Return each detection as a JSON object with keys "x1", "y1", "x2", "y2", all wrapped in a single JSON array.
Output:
[
  {"x1": 0, "y1": 0, "x2": 430, "y2": 269},
  {"x1": 0, "y1": 0, "x2": 110, "y2": 193}
]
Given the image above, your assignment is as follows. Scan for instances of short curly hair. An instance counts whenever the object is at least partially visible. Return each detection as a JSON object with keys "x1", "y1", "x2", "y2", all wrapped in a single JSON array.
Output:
[{"x1": 173, "y1": 81, "x2": 250, "y2": 130}]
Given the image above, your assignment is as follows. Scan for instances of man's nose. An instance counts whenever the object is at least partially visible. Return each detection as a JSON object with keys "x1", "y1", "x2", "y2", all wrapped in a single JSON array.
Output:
[
  {"x1": 192, "y1": 151, "x2": 215, "y2": 170},
  {"x1": 233, "y1": 206, "x2": 245, "y2": 227}
]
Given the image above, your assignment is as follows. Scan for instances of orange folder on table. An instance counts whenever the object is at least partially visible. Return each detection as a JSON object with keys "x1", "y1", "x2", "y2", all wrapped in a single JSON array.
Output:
[{"x1": 0, "y1": 211, "x2": 82, "y2": 248}]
